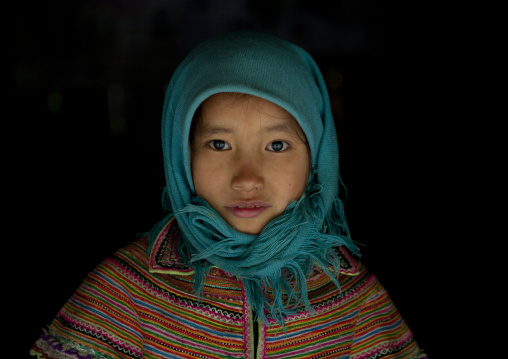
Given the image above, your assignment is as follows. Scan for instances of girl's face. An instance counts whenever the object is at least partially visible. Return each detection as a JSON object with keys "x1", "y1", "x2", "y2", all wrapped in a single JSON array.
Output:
[{"x1": 191, "y1": 93, "x2": 310, "y2": 234}]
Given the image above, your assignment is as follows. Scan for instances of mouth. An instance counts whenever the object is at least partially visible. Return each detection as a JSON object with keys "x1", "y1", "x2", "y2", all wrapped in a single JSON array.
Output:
[{"x1": 225, "y1": 201, "x2": 270, "y2": 218}]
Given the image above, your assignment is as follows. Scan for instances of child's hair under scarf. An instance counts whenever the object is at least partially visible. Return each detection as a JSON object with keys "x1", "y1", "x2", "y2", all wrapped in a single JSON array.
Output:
[{"x1": 149, "y1": 31, "x2": 360, "y2": 327}]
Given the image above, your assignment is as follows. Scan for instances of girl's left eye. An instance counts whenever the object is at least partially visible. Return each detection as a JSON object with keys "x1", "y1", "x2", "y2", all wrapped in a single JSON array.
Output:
[{"x1": 266, "y1": 141, "x2": 289, "y2": 152}]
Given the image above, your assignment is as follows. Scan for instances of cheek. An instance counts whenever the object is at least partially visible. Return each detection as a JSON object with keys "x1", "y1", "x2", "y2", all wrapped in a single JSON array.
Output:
[
  {"x1": 276, "y1": 161, "x2": 310, "y2": 200},
  {"x1": 292, "y1": 151, "x2": 311, "y2": 187},
  {"x1": 191, "y1": 154, "x2": 224, "y2": 198},
  {"x1": 293, "y1": 165, "x2": 310, "y2": 197},
  {"x1": 191, "y1": 155, "x2": 207, "y2": 196}
]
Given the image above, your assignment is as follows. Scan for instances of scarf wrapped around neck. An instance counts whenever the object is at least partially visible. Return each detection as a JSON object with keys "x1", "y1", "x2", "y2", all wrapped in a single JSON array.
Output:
[{"x1": 149, "y1": 31, "x2": 359, "y2": 326}]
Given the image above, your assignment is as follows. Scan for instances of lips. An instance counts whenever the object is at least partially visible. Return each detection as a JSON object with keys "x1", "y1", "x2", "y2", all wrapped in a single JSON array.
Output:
[{"x1": 225, "y1": 201, "x2": 270, "y2": 218}]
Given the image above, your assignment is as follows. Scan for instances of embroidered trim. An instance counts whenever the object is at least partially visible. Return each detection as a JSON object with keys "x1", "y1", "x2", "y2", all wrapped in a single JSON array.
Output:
[
  {"x1": 33, "y1": 329, "x2": 121, "y2": 359},
  {"x1": 148, "y1": 218, "x2": 194, "y2": 275},
  {"x1": 55, "y1": 315, "x2": 142, "y2": 358},
  {"x1": 258, "y1": 317, "x2": 267, "y2": 359},
  {"x1": 242, "y1": 284, "x2": 254, "y2": 359},
  {"x1": 335, "y1": 246, "x2": 360, "y2": 275}
]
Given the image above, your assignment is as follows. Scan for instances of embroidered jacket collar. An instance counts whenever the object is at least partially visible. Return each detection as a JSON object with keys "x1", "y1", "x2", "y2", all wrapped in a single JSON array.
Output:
[{"x1": 148, "y1": 217, "x2": 359, "y2": 277}]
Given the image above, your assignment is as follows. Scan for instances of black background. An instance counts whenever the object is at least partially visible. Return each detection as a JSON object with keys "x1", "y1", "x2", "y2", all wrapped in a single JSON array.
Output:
[{"x1": 10, "y1": 1, "x2": 462, "y2": 357}]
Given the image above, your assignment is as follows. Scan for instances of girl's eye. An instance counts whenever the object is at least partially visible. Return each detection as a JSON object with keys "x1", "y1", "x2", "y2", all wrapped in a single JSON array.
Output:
[
  {"x1": 207, "y1": 140, "x2": 231, "y2": 151},
  {"x1": 266, "y1": 141, "x2": 289, "y2": 152}
]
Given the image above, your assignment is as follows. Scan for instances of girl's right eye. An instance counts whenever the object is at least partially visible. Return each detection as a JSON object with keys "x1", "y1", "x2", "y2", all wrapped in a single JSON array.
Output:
[{"x1": 207, "y1": 140, "x2": 231, "y2": 151}]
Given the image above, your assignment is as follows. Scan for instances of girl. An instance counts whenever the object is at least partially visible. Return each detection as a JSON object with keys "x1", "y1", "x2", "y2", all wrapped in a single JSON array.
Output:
[{"x1": 31, "y1": 31, "x2": 426, "y2": 359}]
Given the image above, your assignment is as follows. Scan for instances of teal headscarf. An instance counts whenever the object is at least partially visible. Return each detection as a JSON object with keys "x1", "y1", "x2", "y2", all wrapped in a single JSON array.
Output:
[{"x1": 149, "y1": 31, "x2": 359, "y2": 326}]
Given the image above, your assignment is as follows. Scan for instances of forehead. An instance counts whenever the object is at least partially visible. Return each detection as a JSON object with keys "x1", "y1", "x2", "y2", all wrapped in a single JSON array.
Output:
[{"x1": 196, "y1": 93, "x2": 304, "y2": 134}]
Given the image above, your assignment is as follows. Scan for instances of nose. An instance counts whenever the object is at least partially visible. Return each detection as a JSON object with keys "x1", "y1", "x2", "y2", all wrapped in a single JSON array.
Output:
[{"x1": 231, "y1": 153, "x2": 264, "y2": 192}]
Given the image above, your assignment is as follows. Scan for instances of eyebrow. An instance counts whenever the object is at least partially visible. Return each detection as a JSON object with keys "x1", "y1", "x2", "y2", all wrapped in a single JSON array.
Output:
[
  {"x1": 262, "y1": 123, "x2": 293, "y2": 135},
  {"x1": 198, "y1": 122, "x2": 294, "y2": 137},
  {"x1": 198, "y1": 125, "x2": 234, "y2": 137}
]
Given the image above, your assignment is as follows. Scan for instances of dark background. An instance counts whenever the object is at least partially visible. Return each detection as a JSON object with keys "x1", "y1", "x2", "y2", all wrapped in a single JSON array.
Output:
[{"x1": 11, "y1": 1, "x2": 458, "y2": 357}]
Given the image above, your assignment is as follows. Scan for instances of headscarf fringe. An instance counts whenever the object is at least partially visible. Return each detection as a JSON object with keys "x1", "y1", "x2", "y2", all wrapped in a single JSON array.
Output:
[{"x1": 148, "y1": 176, "x2": 360, "y2": 328}]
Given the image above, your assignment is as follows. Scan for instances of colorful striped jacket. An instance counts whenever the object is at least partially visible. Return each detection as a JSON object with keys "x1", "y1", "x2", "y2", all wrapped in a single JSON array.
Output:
[{"x1": 31, "y1": 218, "x2": 426, "y2": 358}]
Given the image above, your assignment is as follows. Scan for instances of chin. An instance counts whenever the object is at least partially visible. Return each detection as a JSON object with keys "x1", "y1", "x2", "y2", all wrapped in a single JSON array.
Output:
[
  {"x1": 229, "y1": 221, "x2": 265, "y2": 235},
  {"x1": 233, "y1": 226, "x2": 262, "y2": 235}
]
